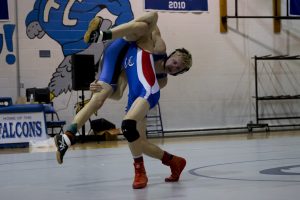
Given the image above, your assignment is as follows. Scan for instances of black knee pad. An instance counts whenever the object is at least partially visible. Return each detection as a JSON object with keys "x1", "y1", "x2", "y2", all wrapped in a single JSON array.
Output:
[{"x1": 121, "y1": 119, "x2": 140, "y2": 142}]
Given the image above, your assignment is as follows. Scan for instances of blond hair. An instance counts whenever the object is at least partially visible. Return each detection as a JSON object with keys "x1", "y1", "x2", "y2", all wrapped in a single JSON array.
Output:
[{"x1": 176, "y1": 48, "x2": 192, "y2": 69}]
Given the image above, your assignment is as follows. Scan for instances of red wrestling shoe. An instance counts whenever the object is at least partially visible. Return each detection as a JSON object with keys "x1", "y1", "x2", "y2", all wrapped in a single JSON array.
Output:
[
  {"x1": 163, "y1": 155, "x2": 186, "y2": 182},
  {"x1": 132, "y1": 162, "x2": 148, "y2": 189}
]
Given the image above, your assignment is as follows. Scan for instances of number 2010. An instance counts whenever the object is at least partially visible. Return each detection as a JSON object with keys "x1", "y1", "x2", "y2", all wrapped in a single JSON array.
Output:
[{"x1": 168, "y1": 1, "x2": 186, "y2": 9}]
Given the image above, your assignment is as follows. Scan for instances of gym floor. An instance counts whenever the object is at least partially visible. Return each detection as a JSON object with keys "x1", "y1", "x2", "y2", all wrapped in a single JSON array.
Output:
[{"x1": 0, "y1": 131, "x2": 299, "y2": 200}]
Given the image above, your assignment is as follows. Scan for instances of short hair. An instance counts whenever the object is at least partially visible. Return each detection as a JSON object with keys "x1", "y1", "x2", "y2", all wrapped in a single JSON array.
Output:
[{"x1": 175, "y1": 48, "x2": 192, "y2": 70}]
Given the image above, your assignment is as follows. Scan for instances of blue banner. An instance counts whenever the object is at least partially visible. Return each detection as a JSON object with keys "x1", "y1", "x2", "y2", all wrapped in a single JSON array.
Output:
[
  {"x1": 0, "y1": 0, "x2": 9, "y2": 20},
  {"x1": 145, "y1": 0, "x2": 208, "y2": 12},
  {"x1": 290, "y1": 0, "x2": 300, "y2": 15}
]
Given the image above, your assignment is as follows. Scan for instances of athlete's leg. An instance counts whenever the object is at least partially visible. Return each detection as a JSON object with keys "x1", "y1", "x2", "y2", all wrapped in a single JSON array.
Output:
[
  {"x1": 123, "y1": 97, "x2": 186, "y2": 188},
  {"x1": 85, "y1": 12, "x2": 158, "y2": 43},
  {"x1": 111, "y1": 11, "x2": 158, "y2": 41},
  {"x1": 124, "y1": 98, "x2": 150, "y2": 158},
  {"x1": 136, "y1": 108, "x2": 186, "y2": 183},
  {"x1": 137, "y1": 117, "x2": 164, "y2": 159},
  {"x1": 55, "y1": 39, "x2": 128, "y2": 164},
  {"x1": 132, "y1": 11, "x2": 158, "y2": 34},
  {"x1": 72, "y1": 82, "x2": 113, "y2": 129},
  {"x1": 54, "y1": 82, "x2": 113, "y2": 164},
  {"x1": 121, "y1": 98, "x2": 150, "y2": 189}
]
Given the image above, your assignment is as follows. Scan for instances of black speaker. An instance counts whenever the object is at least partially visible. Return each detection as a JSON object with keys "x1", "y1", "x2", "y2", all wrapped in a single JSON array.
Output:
[{"x1": 71, "y1": 54, "x2": 96, "y2": 91}]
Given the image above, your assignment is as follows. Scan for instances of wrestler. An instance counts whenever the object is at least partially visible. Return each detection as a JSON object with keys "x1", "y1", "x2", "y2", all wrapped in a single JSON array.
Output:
[
  {"x1": 55, "y1": 12, "x2": 192, "y2": 190},
  {"x1": 53, "y1": 14, "x2": 152, "y2": 164},
  {"x1": 86, "y1": 12, "x2": 192, "y2": 189}
]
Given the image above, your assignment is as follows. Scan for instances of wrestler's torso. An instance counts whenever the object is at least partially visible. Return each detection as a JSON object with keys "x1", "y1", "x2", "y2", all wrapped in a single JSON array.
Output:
[
  {"x1": 124, "y1": 43, "x2": 159, "y2": 92},
  {"x1": 123, "y1": 41, "x2": 163, "y2": 109}
]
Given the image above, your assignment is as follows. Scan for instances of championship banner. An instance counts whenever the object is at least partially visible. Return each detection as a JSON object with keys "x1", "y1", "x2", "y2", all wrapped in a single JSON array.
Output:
[
  {"x1": 290, "y1": 0, "x2": 300, "y2": 15},
  {"x1": 145, "y1": 0, "x2": 208, "y2": 12},
  {"x1": 0, "y1": 0, "x2": 9, "y2": 20}
]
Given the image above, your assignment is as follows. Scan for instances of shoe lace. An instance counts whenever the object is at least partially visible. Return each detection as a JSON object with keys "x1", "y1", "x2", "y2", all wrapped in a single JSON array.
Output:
[
  {"x1": 59, "y1": 139, "x2": 66, "y2": 151},
  {"x1": 91, "y1": 31, "x2": 99, "y2": 42}
]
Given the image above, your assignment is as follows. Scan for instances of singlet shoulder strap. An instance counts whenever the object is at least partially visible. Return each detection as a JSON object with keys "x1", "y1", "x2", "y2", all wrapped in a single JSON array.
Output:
[
  {"x1": 153, "y1": 53, "x2": 167, "y2": 62},
  {"x1": 156, "y1": 73, "x2": 167, "y2": 79}
]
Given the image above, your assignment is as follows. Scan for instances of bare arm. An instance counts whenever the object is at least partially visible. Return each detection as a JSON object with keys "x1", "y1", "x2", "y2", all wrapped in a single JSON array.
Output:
[
  {"x1": 89, "y1": 71, "x2": 127, "y2": 100},
  {"x1": 152, "y1": 26, "x2": 166, "y2": 54}
]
